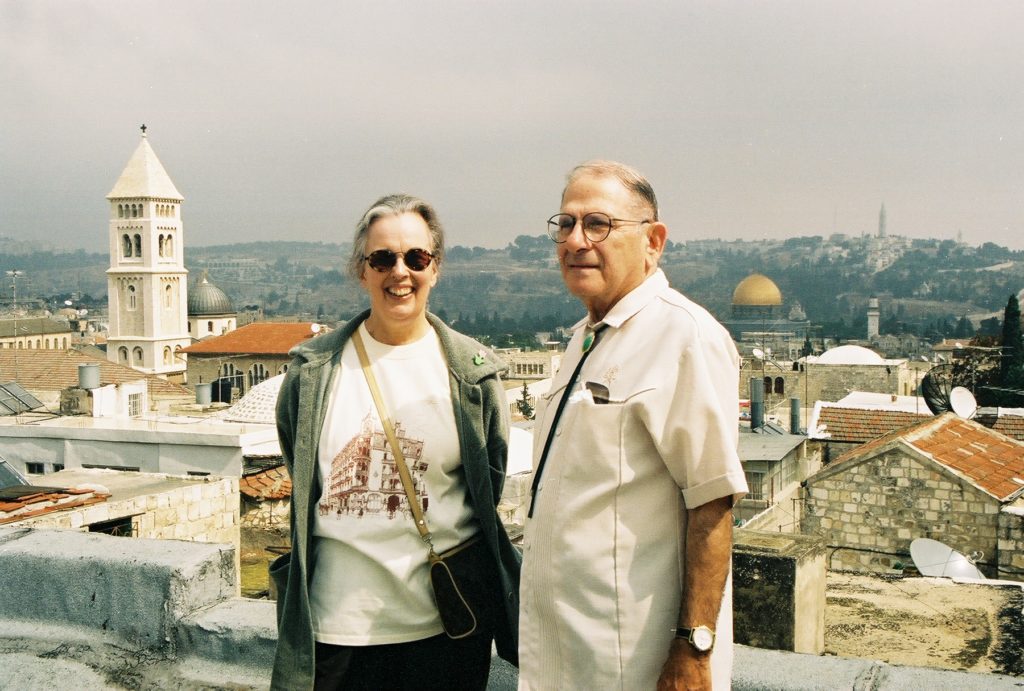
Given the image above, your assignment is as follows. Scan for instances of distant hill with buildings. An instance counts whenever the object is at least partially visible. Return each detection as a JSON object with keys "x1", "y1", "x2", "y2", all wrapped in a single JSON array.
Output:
[{"x1": 4, "y1": 233, "x2": 1023, "y2": 343}]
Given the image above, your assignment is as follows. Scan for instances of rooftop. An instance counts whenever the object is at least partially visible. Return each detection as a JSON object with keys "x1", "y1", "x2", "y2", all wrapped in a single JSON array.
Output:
[
  {"x1": 181, "y1": 322, "x2": 324, "y2": 356},
  {"x1": 0, "y1": 349, "x2": 191, "y2": 399}
]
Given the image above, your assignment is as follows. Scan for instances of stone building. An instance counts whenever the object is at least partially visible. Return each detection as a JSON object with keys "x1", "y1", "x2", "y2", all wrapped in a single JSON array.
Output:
[
  {"x1": 736, "y1": 432, "x2": 821, "y2": 531},
  {"x1": 0, "y1": 317, "x2": 75, "y2": 350},
  {"x1": 105, "y1": 130, "x2": 191, "y2": 380},
  {"x1": 802, "y1": 413, "x2": 1024, "y2": 580},
  {"x1": 179, "y1": 321, "x2": 327, "y2": 401}
]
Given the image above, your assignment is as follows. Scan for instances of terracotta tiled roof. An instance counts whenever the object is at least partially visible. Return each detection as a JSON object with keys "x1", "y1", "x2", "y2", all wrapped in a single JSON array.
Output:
[
  {"x1": 180, "y1": 322, "x2": 323, "y2": 355},
  {"x1": 0, "y1": 349, "x2": 190, "y2": 398},
  {"x1": 816, "y1": 406, "x2": 930, "y2": 443},
  {"x1": 832, "y1": 413, "x2": 1024, "y2": 501},
  {"x1": 239, "y1": 465, "x2": 291, "y2": 501},
  {"x1": 975, "y1": 413, "x2": 1024, "y2": 442},
  {"x1": 0, "y1": 486, "x2": 111, "y2": 525}
]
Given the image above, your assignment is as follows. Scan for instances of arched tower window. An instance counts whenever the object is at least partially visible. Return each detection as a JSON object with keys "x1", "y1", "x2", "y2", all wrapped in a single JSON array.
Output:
[
  {"x1": 119, "y1": 346, "x2": 129, "y2": 363},
  {"x1": 164, "y1": 284, "x2": 173, "y2": 308},
  {"x1": 127, "y1": 284, "x2": 137, "y2": 310},
  {"x1": 122, "y1": 234, "x2": 132, "y2": 257},
  {"x1": 133, "y1": 347, "x2": 144, "y2": 365},
  {"x1": 133, "y1": 234, "x2": 142, "y2": 257},
  {"x1": 158, "y1": 234, "x2": 164, "y2": 257},
  {"x1": 165, "y1": 234, "x2": 173, "y2": 257},
  {"x1": 163, "y1": 346, "x2": 172, "y2": 365},
  {"x1": 774, "y1": 377, "x2": 785, "y2": 395}
]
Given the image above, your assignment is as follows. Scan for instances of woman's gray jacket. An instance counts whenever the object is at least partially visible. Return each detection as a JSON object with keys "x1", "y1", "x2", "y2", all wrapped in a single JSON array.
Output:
[{"x1": 270, "y1": 310, "x2": 521, "y2": 690}]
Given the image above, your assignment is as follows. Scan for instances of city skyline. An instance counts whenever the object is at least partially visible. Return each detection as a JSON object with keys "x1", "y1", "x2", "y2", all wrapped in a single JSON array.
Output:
[{"x1": 2, "y1": 1, "x2": 1022, "y2": 252}]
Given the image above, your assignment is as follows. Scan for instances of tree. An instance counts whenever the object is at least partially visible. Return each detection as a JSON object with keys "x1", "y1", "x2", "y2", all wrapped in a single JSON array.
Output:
[
  {"x1": 1000, "y1": 295, "x2": 1022, "y2": 380},
  {"x1": 953, "y1": 315, "x2": 974, "y2": 339},
  {"x1": 515, "y1": 381, "x2": 534, "y2": 419}
]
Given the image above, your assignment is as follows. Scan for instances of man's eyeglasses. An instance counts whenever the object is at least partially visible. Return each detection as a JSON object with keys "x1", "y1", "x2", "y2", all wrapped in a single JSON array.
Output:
[
  {"x1": 363, "y1": 248, "x2": 435, "y2": 272},
  {"x1": 546, "y1": 212, "x2": 651, "y2": 243}
]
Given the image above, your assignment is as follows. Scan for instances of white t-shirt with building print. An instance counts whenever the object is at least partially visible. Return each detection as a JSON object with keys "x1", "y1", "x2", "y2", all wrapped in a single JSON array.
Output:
[{"x1": 310, "y1": 323, "x2": 475, "y2": 645}]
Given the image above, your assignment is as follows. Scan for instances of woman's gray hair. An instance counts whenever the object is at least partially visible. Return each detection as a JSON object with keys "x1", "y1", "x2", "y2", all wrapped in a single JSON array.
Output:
[
  {"x1": 346, "y1": 194, "x2": 446, "y2": 281},
  {"x1": 564, "y1": 160, "x2": 659, "y2": 221}
]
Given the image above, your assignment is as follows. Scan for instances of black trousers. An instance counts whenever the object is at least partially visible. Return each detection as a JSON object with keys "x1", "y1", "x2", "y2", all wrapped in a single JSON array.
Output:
[{"x1": 314, "y1": 632, "x2": 493, "y2": 691}]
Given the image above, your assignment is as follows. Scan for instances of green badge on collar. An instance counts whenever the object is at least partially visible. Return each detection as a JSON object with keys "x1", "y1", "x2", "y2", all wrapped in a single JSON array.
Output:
[{"x1": 473, "y1": 350, "x2": 486, "y2": 365}]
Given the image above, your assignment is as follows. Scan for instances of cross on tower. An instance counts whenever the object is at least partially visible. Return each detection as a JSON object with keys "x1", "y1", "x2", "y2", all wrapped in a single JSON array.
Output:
[{"x1": 140, "y1": 123, "x2": 147, "y2": 135}]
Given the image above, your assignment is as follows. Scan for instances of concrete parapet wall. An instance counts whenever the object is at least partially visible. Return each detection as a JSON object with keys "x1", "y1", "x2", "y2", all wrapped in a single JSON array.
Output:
[{"x1": 0, "y1": 526, "x2": 236, "y2": 650}]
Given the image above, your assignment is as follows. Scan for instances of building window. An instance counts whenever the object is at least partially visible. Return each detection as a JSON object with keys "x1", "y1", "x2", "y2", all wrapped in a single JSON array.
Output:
[
  {"x1": 128, "y1": 392, "x2": 142, "y2": 416},
  {"x1": 248, "y1": 363, "x2": 268, "y2": 389},
  {"x1": 133, "y1": 347, "x2": 144, "y2": 366},
  {"x1": 165, "y1": 283, "x2": 173, "y2": 308},
  {"x1": 26, "y1": 462, "x2": 45, "y2": 475},
  {"x1": 119, "y1": 346, "x2": 129, "y2": 363},
  {"x1": 52, "y1": 463, "x2": 64, "y2": 472},
  {"x1": 127, "y1": 284, "x2": 137, "y2": 310},
  {"x1": 745, "y1": 471, "x2": 765, "y2": 501},
  {"x1": 774, "y1": 376, "x2": 785, "y2": 395},
  {"x1": 89, "y1": 516, "x2": 134, "y2": 537},
  {"x1": 133, "y1": 234, "x2": 142, "y2": 256},
  {"x1": 163, "y1": 346, "x2": 172, "y2": 366},
  {"x1": 208, "y1": 321, "x2": 214, "y2": 333}
]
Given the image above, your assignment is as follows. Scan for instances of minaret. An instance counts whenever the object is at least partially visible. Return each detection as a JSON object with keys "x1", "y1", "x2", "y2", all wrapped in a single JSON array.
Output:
[
  {"x1": 105, "y1": 125, "x2": 190, "y2": 381},
  {"x1": 867, "y1": 296, "x2": 880, "y2": 339},
  {"x1": 878, "y1": 203, "x2": 887, "y2": 238}
]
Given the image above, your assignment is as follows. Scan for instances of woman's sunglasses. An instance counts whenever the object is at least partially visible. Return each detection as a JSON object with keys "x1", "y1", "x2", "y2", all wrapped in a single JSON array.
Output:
[{"x1": 363, "y1": 248, "x2": 435, "y2": 273}]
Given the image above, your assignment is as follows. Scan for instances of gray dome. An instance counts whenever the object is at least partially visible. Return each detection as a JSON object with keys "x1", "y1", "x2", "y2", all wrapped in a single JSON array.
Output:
[{"x1": 189, "y1": 273, "x2": 234, "y2": 316}]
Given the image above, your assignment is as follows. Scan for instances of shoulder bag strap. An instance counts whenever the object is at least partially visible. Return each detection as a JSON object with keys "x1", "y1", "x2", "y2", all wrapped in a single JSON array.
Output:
[{"x1": 351, "y1": 330, "x2": 437, "y2": 554}]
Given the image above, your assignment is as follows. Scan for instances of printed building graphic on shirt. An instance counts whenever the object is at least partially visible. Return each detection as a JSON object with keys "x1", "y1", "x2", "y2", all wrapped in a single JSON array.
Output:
[{"x1": 318, "y1": 413, "x2": 428, "y2": 518}]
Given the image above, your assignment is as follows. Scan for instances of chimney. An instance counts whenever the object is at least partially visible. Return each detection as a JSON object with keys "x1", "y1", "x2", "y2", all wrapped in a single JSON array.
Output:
[
  {"x1": 790, "y1": 397, "x2": 801, "y2": 434},
  {"x1": 750, "y1": 378, "x2": 764, "y2": 430}
]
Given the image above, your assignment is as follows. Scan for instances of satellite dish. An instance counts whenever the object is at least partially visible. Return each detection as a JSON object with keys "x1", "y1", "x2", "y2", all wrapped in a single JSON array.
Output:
[
  {"x1": 949, "y1": 386, "x2": 977, "y2": 419},
  {"x1": 751, "y1": 348, "x2": 765, "y2": 360},
  {"x1": 910, "y1": 538, "x2": 985, "y2": 579},
  {"x1": 310, "y1": 323, "x2": 322, "y2": 334},
  {"x1": 64, "y1": 300, "x2": 73, "y2": 306},
  {"x1": 920, "y1": 364, "x2": 954, "y2": 414}
]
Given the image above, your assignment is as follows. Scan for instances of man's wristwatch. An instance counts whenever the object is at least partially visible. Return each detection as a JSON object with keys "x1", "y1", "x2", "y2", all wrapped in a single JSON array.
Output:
[{"x1": 674, "y1": 625, "x2": 715, "y2": 653}]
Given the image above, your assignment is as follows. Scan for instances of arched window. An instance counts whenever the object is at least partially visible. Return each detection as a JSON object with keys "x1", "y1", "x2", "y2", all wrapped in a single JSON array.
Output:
[
  {"x1": 117, "y1": 204, "x2": 123, "y2": 218},
  {"x1": 130, "y1": 204, "x2": 137, "y2": 218},
  {"x1": 123, "y1": 234, "x2": 132, "y2": 257},
  {"x1": 248, "y1": 363, "x2": 268, "y2": 389},
  {"x1": 187, "y1": 320, "x2": 192, "y2": 332},
  {"x1": 133, "y1": 347, "x2": 144, "y2": 365},
  {"x1": 163, "y1": 346, "x2": 172, "y2": 365},
  {"x1": 158, "y1": 234, "x2": 164, "y2": 257},
  {"x1": 119, "y1": 346, "x2": 129, "y2": 363},
  {"x1": 208, "y1": 321, "x2": 214, "y2": 333},
  {"x1": 279, "y1": 363, "x2": 289, "y2": 374},
  {"x1": 44, "y1": 338, "x2": 50, "y2": 348},
  {"x1": 164, "y1": 283, "x2": 173, "y2": 308},
  {"x1": 165, "y1": 234, "x2": 173, "y2": 257},
  {"x1": 774, "y1": 377, "x2": 785, "y2": 395},
  {"x1": 127, "y1": 284, "x2": 137, "y2": 310},
  {"x1": 35, "y1": 339, "x2": 41, "y2": 348},
  {"x1": 133, "y1": 234, "x2": 142, "y2": 257},
  {"x1": 63, "y1": 337, "x2": 68, "y2": 348},
  {"x1": 763, "y1": 376, "x2": 772, "y2": 394}
]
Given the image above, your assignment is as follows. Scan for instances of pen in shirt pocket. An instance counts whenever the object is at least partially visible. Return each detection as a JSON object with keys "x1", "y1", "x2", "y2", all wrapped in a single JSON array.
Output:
[{"x1": 584, "y1": 381, "x2": 610, "y2": 404}]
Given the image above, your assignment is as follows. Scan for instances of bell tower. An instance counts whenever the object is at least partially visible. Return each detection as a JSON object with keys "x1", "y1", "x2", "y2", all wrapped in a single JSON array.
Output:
[{"x1": 105, "y1": 126, "x2": 190, "y2": 381}]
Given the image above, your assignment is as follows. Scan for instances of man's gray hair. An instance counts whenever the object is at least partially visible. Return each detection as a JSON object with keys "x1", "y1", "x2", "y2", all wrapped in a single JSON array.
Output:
[
  {"x1": 346, "y1": 193, "x2": 446, "y2": 281},
  {"x1": 564, "y1": 160, "x2": 659, "y2": 221}
]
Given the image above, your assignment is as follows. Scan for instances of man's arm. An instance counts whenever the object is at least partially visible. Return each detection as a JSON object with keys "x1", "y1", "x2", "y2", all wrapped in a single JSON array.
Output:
[{"x1": 657, "y1": 495, "x2": 734, "y2": 691}]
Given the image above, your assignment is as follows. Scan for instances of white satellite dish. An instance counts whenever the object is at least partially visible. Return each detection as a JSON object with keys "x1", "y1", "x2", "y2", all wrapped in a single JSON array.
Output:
[
  {"x1": 949, "y1": 386, "x2": 977, "y2": 419},
  {"x1": 910, "y1": 538, "x2": 985, "y2": 579},
  {"x1": 751, "y1": 348, "x2": 764, "y2": 360}
]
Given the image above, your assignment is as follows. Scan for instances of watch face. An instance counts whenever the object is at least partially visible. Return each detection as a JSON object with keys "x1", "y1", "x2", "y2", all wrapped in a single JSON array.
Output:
[{"x1": 692, "y1": 627, "x2": 714, "y2": 651}]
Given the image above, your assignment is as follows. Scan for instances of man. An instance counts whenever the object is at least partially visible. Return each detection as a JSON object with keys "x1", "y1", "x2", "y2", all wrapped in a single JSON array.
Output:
[{"x1": 519, "y1": 161, "x2": 747, "y2": 690}]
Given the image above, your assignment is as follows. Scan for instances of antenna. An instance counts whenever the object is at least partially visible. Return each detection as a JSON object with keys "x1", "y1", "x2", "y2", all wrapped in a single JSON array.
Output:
[
  {"x1": 910, "y1": 538, "x2": 985, "y2": 579},
  {"x1": 948, "y1": 386, "x2": 977, "y2": 419}
]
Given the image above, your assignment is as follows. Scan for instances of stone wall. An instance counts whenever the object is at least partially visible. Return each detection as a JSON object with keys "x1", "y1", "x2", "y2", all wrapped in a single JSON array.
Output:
[
  {"x1": 17, "y1": 475, "x2": 239, "y2": 551},
  {"x1": 802, "y1": 448, "x2": 1004, "y2": 576},
  {"x1": 998, "y1": 502, "x2": 1024, "y2": 579},
  {"x1": 241, "y1": 495, "x2": 290, "y2": 532}
]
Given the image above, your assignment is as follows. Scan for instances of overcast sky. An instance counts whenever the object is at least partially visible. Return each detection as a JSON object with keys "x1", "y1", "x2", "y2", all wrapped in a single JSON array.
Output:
[{"x1": 2, "y1": 1, "x2": 1022, "y2": 253}]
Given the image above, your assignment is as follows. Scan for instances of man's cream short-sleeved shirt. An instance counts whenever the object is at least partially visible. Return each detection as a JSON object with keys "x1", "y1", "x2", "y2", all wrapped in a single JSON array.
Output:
[{"x1": 519, "y1": 270, "x2": 747, "y2": 690}]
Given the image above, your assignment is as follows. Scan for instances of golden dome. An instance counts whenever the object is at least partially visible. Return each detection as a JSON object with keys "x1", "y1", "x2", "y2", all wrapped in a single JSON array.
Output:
[{"x1": 732, "y1": 273, "x2": 783, "y2": 306}]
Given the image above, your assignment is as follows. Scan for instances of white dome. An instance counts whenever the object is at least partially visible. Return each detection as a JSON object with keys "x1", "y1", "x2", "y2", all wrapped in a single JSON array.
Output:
[
  {"x1": 815, "y1": 345, "x2": 885, "y2": 365},
  {"x1": 217, "y1": 374, "x2": 285, "y2": 424}
]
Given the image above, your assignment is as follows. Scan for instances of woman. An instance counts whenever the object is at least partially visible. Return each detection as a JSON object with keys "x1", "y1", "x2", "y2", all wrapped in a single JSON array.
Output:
[{"x1": 271, "y1": 194, "x2": 520, "y2": 690}]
